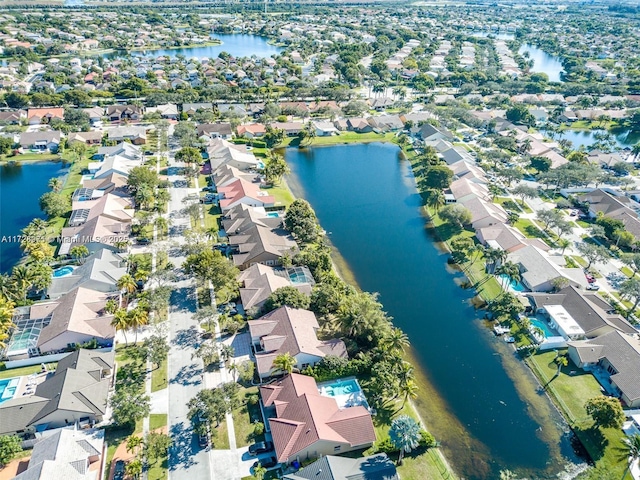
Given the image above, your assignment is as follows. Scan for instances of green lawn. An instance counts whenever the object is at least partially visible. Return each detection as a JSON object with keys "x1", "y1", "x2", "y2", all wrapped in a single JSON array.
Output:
[
  {"x1": 621, "y1": 266, "x2": 634, "y2": 278},
  {"x1": 232, "y1": 386, "x2": 262, "y2": 448},
  {"x1": 526, "y1": 351, "x2": 629, "y2": 478},
  {"x1": 2, "y1": 153, "x2": 60, "y2": 162},
  {"x1": 0, "y1": 362, "x2": 56, "y2": 380},
  {"x1": 212, "y1": 419, "x2": 230, "y2": 450},
  {"x1": 303, "y1": 131, "x2": 395, "y2": 146},
  {"x1": 514, "y1": 218, "x2": 555, "y2": 242},
  {"x1": 572, "y1": 256, "x2": 588, "y2": 268},
  {"x1": 495, "y1": 196, "x2": 533, "y2": 214},
  {"x1": 151, "y1": 360, "x2": 167, "y2": 393},
  {"x1": 263, "y1": 181, "x2": 295, "y2": 207},
  {"x1": 150, "y1": 413, "x2": 167, "y2": 431}
]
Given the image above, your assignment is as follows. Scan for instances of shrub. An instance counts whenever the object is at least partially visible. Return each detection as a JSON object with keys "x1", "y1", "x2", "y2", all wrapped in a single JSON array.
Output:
[
  {"x1": 250, "y1": 140, "x2": 267, "y2": 149},
  {"x1": 419, "y1": 430, "x2": 437, "y2": 448},
  {"x1": 247, "y1": 394, "x2": 259, "y2": 406},
  {"x1": 0, "y1": 362, "x2": 5, "y2": 371},
  {"x1": 375, "y1": 437, "x2": 399, "y2": 454},
  {"x1": 253, "y1": 422, "x2": 265, "y2": 436}
]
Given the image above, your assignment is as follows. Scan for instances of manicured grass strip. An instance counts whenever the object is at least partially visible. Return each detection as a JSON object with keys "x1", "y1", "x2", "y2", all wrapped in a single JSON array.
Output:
[
  {"x1": 263, "y1": 181, "x2": 295, "y2": 207},
  {"x1": 150, "y1": 413, "x2": 167, "y2": 431},
  {"x1": 232, "y1": 386, "x2": 261, "y2": 448},
  {"x1": 212, "y1": 419, "x2": 230, "y2": 450},
  {"x1": 0, "y1": 362, "x2": 56, "y2": 380},
  {"x1": 151, "y1": 359, "x2": 167, "y2": 393}
]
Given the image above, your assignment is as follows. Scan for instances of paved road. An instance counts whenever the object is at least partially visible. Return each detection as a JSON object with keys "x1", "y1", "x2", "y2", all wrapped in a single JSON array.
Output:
[{"x1": 165, "y1": 147, "x2": 212, "y2": 479}]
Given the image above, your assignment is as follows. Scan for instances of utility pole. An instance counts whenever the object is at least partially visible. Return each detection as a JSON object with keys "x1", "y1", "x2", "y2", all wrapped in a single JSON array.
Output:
[{"x1": 264, "y1": 0, "x2": 267, "y2": 14}]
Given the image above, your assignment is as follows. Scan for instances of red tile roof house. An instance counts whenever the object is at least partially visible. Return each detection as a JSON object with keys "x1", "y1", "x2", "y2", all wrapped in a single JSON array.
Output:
[
  {"x1": 218, "y1": 178, "x2": 275, "y2": 212},
  {"x1": 237, "y1": 123, "x2": 266, "y2": 139},
  {"x1": 27, "y1": 107, "x2": 64, "y2": 125},
  {"x1": 248, "y1": 306, "x2": 347, "y2": 379},
  {"x1": 260, "y1": 374, "x2": 376, "y2": 464}
]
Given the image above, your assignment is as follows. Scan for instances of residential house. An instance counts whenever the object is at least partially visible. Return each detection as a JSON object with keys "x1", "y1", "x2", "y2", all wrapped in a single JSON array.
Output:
[
  {"x1": 477, "y1": 223, "x2": 550, "y2": 253},
  {"x1": 272, "y1": 122, "x2": 304, "y2": 137},
  {"x1": 68, "y1": 131, "x2": 103, "y2": 146},
  {"x1": 81, "y1": 107, "x2": 105, "y2": 124},
  {"x1": 182, "y1": 102, "x2": 213, "y2": 116},
  {"x1": 414, "y1": 123, "x2": 453, "y2": 142},
  {"x1": 0, "y1": 109, "x2": 25, "y2": 124},
  {"x1": 67, "y1": 193, "x2": 134, "y2": 228},
  {"x1": 212, "y1": 164, "x2": 259, "y2": 189},
  {"x1": 27, "y1": 107, "x2": 64, "y2": 125},
  {"x1": 14, "y1": 428, "x2": 104, "y2": 480},
  {"x1": 588, "y1": 151, "x2": 625, "y2": 169},
  {"x1": 580, "y1": 189, "x2": 640, "y2": 240},
  {"x1": 19, "y1": 131, "x2": 61, "y2": 152},
  {"x1": 96, "y1": 142, "x2": 141, "y2": 161},
  {"x1": 207, "y1": 138, "x2": 261, "y2": 171},
  {"x1": 218, "y1": 178, "x2": 274, "y2": 212},
  {"x1": 508, "y1": 246, "x2": 583, "y2": 292},
  {"x1": 107, "y1": 126, "x2": 147, "y2": 145},
  {"x1": 47, "y1": 249, "x2": 127, "y2": 299},
  {"x1": 239, "y1": 264, "x2": 314, "y2": 316},
  {"x1": 106, "y1": 105, "x2": 143, "y2": 122},
  {"x1": 237, "y1": 124, "x2": 266, "y2": 139},
  {"x1": 260, "y1": 374, "x2": 376, "y2": 464},
  {"x1": 528, "y1": 285, "x2": 637, "y2": 339},
  {"x1": 282, "y1": 454, "x2": 398, "y2": 480},
  {"x1": 33, "y1": 286, "x2": 116, "y2": 354},
  {"x1": 146, "y1": 103, "x2": 178, "y2": 120},
  {"x1": 82, "y1": 172, "x2": 129, "y2": 196},
  {"x1": 370, "y1": 97, "x2": 394, "y2": 111},
  {"x1": 88, "y1": 153, "x2": 142, "y2": 179},
  {"x1": 368, "y1": 115, "x2": 404, "y2": 131},
  {"x1": 197, "y1": 123, "x2": 233, "y2": 140},
  {"x1": 313, "y1": 121, "x2": 339, "y2": 137},
  {"x1": 0, "y1": 349, "x2": 115, "y2": 435},
  {"x1": 440, "y1": 146, "x2": 475, "y2": 165},
  {"x1": 346, "y1": 118, "x2": 373, "y2": 133},
  {"x1": 223, "y1": 205, "x2": 297, "y2": 270},
  {"x1": 249, "y1": 306, "x2": 345, "y2": 379},
  {"x1": 568, "y1": 330, "x2": 640, "y2": 408},
  {"x1": 460, "y1": 196, "x2": 508, "y2": 230}
]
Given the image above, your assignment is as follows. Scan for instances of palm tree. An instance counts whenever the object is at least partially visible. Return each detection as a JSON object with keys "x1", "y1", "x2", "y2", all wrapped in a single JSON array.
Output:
[
  {"x1": 272, "y1": 352, "x2": 296, "y2": 375},
  {"x1": 220, "y1": 344, "x2": 235, "y2": 364},
  {"x1": 0, "y1": 274, "x2": 18, "y2": 302},
  {"x1": 303, "y1": 121, "x2": 316, "y2": 146},
  {"x1": 557, "y1": 238, "x2": 571, "y2": 255},
  {"x1": 154, "y1": 216, "x2": 169, "y2": 238},
  {"x1": 11, "y1": 265, "x2": 34, "y2": 301},
  {"x1": 126, "y1": 435, "x2": 143, "y2": 455},
  {"x1": 111, "y1": 309, "x2": 130, "y2": 346},
  {"x1": 632, "y1": 143, "x2": 640, "y2": 161},
  {"x1": 389, "y1": 415, "x2": 422, "y2": 465},
  {"x1": 0, "y1": 297, "x2": 16, "y2": 349},
  {"x1": 619, "y1": 434, "x2": 640, "y2": 480},
  {"x1": 427, "y1": 189, "x2": 445, "y2": 213},
  {"x1": 117, "y1": 273, "x2": 138, "y2": 298},
  {"x1": 48, "y1": 177, "x2": 63, "y2": 193},
  {"x1": 383, "y1": 327, "x2": 410, "y2": 353},
  {"x1": 484, "y1": 247, "x2": 507, "y2": 274},
  {"x1": 114, "y1": 240, "x2": 130, "y2": 253},
  {"x1": 253, "y1": 463, "x2": 267, "y2": 480},
  {"x1": 104, "y1": 298, "x2": 119, "y2": 314},
  {"x1": 495, "y1": 261, "x2": 521, "y2": 291},
  {"x1": 399, "y1": 379, "x2": 419, "y2": 409},
  {"x1": 128, "y1": 307, "x2": 149, "y2": 344}
]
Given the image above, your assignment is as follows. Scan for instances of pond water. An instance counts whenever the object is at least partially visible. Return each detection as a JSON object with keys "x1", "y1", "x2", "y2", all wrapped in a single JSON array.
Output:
[
  {"x1": 0, "y1": 161, "x2": 66, "y2": 273},
  {"x1": 554, "y1": 128, "x2": 640, "y2": 150},
  {"x1": 518, "y1": 44, "x2": 565, "y2": 83},
  {"x1": 470, "y1": 31, "x2": 515, "y2": 40},
  {"x1": 103, "y1": 34, "x2": 283, "y2": 60},
  {"x1": 285, "y1": 143, "x2": 578, "y2": 479}
]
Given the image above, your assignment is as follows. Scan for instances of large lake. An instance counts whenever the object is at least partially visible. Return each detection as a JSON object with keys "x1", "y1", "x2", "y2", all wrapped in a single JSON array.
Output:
[
  {"x1": 103, "y1": 34, "x2": 283, "y2": 60},
  {"x1": 0, "y1": 161, "x2": 66, "y2": 273},
  {"x1": 286, "y1": 143, "x2": 578, "y2": 479},
  {"x1": 555, "y1": 128, "x2": 640, "y2": 150},
  {"x1": 519, "y1": 44, "x2": 565, "y2": 83}
]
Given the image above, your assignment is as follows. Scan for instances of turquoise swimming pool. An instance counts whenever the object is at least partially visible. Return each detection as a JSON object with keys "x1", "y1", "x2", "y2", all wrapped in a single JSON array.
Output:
[
  {"x1": 53, "y1": 266, "x2": 75, "y2": 278},
  {"x1": 0, "y1": 377, "x2": 20, "y2": 404},
  {"x1": 529, "y1": 318, "x2": 555, "y2": 338},
  {"x1": 321, "y1": 379, "x2": 359, "y2": 396},
  {"x1": 498, "y1": 274, "x2": 526, "y2": 292}
]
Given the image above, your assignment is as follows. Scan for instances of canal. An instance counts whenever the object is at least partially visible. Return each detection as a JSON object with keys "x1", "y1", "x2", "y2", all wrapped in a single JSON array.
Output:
[
  {"x1": 518, "y1": 44, "x2": 565, "y2": 83},
  {"x1": 285, "y1": 143, "x2": 577, "y2": 479},
  {"x1": 0, "y1": 161, "x2": 66, "y2": 273}
]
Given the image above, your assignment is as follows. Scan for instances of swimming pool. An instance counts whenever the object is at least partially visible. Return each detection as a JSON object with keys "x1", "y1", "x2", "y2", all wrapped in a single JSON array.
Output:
[
  {"x1": 498, "y1": 274, "x2": 526, "y2": 292},
  {"x1": 529, "y1": 318, "x2": 555, "y2": 338},
  {"x1": 53, "y1": 266, "x2": 75, "y2": 278},
  {"x1": 267, "y1": 212, "x2": 280, "y2": 218},
  {"x1": 321, "y1": 379, "x2": 360, "y2": 396},
  {"x1": 0, "y1": 378, "x2": 20, "y2": 404}
]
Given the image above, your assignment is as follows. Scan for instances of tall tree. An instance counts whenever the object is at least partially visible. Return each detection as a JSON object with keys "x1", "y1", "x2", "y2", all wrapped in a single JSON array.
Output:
[
  {"x1": 389, "y1": 415, "x2": 422, "y2": 465},
  {"x1": 619, "y1": 434, "x2": 640, "y2": 480},
  {"x1": 584, "y1": 396, "x2": 625, "y2": 430},
  {"x1": 272, "y1": 353, "x2": 296, "y2": 375}
]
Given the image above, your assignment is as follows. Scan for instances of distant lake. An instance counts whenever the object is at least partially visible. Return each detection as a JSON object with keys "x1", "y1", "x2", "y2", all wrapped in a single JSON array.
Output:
[
  {"x1": 470, "y1": 31, "x2": 515, "y2": 40},
  {"x1": 519, "y1": 44, "x2": 565, "y2": 82},
  {"x1": 0, "y1": 161, "x2": 66, "y2": 273},
  {"x1": 553, "y1": 128, "x2": 640, "y2": 150},
  {"x1": 103, "y1": 34, "x2": 283, "y2": 61}
]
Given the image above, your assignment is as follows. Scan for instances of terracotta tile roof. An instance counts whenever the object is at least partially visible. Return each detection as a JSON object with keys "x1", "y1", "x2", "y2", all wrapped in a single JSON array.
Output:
[{"x1": 262, "y1": 374, "x2": 375, "y2": 463}]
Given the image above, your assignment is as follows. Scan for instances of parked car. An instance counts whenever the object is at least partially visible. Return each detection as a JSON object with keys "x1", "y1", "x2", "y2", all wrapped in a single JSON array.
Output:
[
  {"x1": 586, "y1": 283, "x2": 600, "y2": 291},
  {"x1": 198, "y1": 433, "x2": 209, "y2": 449},
  {"x1": 114, "y1": 460, "x2": 125, "y2": 480},
  {"x1": 585, "y1": 275, "x2": 596, "y2": 284},
  {"x1": 248, "y1": 441, "x2": 274, "y2": 456},
  {"x1": 202, "y1": 186, "x2": 216, "y2": 192},
  {"x1": 137, "y1": 238, "x2": 151, "y2": 245},
  {"x1": 254, "y1": 456, "x2": 278, "y2": 469}
]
